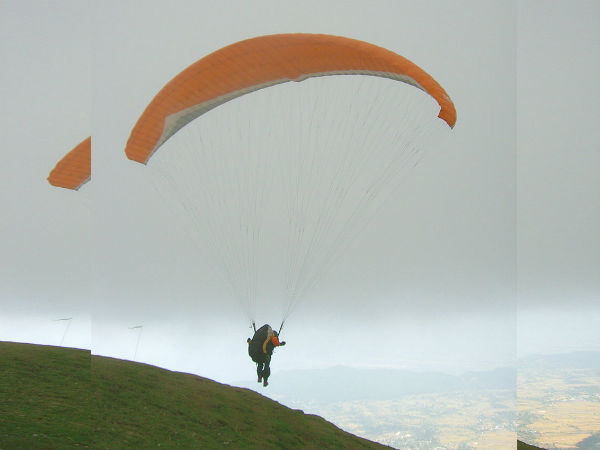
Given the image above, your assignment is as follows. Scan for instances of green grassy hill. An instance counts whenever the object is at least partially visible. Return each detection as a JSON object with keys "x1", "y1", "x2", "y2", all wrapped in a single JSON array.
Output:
[{"x1": 0, "y1": 342, "x2": 393, "y2": 450}]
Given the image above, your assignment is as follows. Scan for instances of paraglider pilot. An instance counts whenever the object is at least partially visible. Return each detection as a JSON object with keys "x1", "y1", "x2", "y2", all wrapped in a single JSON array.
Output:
[{"x1": 247, "y1": 324, "x2": 285, "y2": 387}]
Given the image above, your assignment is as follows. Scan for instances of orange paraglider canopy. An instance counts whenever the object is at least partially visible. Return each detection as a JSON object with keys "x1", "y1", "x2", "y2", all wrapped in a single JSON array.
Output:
[
  {"x1": 125, "y1": 33, "x2": 456, "y2": 164},
  {"x1": 48, "y1": 136, "x2": 91, "y2": 190}
]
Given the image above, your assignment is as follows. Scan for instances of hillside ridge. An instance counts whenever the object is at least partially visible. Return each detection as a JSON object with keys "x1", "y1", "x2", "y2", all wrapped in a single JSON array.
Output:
[{"x1": 0, "y1": 341, "x2": 393, "y2": 450}]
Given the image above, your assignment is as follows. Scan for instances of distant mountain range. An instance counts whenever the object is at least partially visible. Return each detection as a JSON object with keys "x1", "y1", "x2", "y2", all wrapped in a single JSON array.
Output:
[
  {"x1": 236, "y1": 365, "x2": 516, "y2": 403},
  {"x1": 518, "y1": 351, "x2": 600, "y2": 371},
  {"x1": 245, "y1": 351, "x2": 600, "y2": 405}
]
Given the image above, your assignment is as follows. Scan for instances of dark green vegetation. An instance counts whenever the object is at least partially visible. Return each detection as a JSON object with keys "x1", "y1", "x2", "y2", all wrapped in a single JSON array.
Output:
[
  {"x1": 1, "y1": 341, "x2": 91, "y2": 449},
  {"x1": 517, "y1": 440, "x2": 547, "y2": 450},
  {"x1": 0, "y1": 342, "x2": 393, "y2": 450},
  {"x1": 517, "y1": 441, "x2": 545, "y2": 450}
]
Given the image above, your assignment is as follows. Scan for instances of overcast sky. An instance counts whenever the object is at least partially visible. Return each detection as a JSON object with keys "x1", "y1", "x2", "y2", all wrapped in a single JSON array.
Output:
[
  {"x1": 1, "y1": 1, "x2": 598, "y2": 386},
  {"x1": 516, "y1": 0, "x2": 600, "y2": 357}
]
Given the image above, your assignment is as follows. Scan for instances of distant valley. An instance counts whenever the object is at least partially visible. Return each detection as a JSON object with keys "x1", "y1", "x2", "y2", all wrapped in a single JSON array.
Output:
[
  {"x1": 235, "y1": 365, "x2": 517, "y2": 450},
  {"x1": 236, "y1": 353, "x2": 600, "y2": 450}
]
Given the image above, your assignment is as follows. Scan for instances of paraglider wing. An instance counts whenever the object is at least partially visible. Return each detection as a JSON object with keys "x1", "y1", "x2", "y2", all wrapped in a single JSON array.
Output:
[
  {"x1": 47, "y1": 136, "x2": 91, "y2": 190},
  {"x1": 123, "y1": 33, "x2": 457, "y2": 326},
  {"x1": 125, "y1": 33, "x2": 456, "y2": 165}
]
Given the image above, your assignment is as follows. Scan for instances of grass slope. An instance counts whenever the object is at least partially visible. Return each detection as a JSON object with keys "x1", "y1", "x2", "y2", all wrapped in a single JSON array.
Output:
[
  {"x1": 1, "y1": 342, "x2": 392, "y2": 450},
  {"x1": 0, "y1": 342, "x2": 91, "y2": 449},
  {"x1": 517, "y1": 440, "x2": 547, "y2": 450}
]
